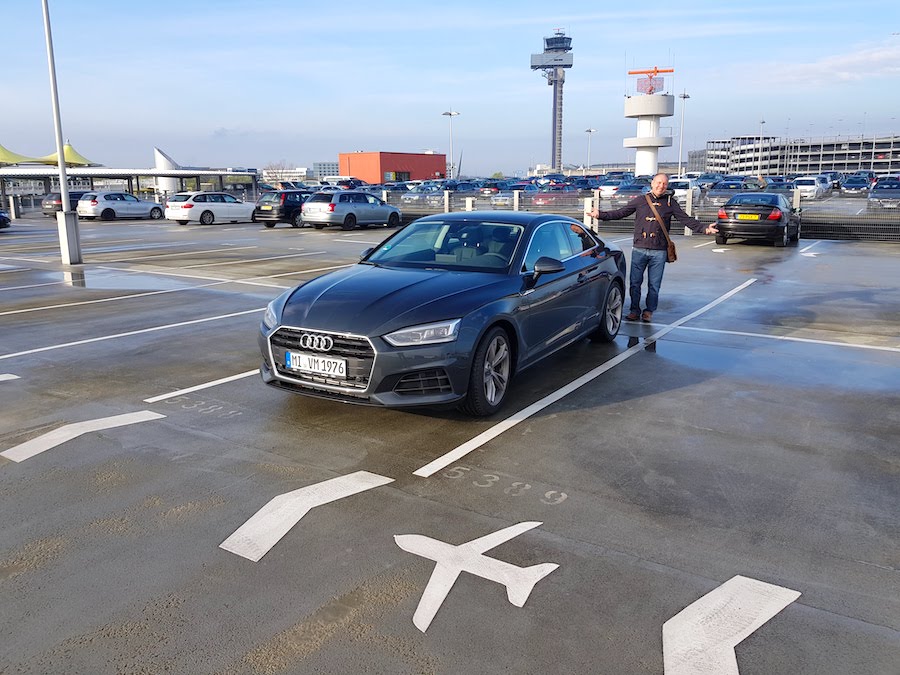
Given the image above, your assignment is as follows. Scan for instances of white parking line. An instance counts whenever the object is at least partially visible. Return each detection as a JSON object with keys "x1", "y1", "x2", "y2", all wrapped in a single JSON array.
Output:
[
  {"x1": 144, "y1": 369, "x2": 259, "y2": 403},
  {"x1": 677, "y1": 325, "x2": 900, "y2": 353},
  {"x1": 413, "y1": 279, "x2": 758, "y2": 477},
  {"x1": 0, "y1": 374, "x2": 20, "y2": 382},
  {"x1": 693, "y1": 240, "x2": 715, "y2": 248},
  {"x1": 800, "y1": 241, "x2": 821, "y2": 253},
  {"x1": 0, "y1": 410, "x2": 165, "y2": 463},
  {"x1": 101, "y1": 245, "x2": 256, "y2": 263},
  {"x1": 0, "y1": 308, "x2": 263, "y2": 361},
  {"x1": 332, "y1": 239, "x2": 385, "y2": 245},
  {"x1": 181, "y1": 251, "x2": 325, "y2": 268}
]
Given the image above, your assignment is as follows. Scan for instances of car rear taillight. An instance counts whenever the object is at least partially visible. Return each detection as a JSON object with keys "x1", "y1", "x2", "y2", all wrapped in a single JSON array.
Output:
[
  {"x1": 90, "y1": 200, "x2": 98, "y2": 206},
  {"x1": 280, "y1": 194, "x2": 287, "y2": 204},
  {"x1": 328, "y1": 204, "x2": 335, "y2": 212},
  {"x1": 182, "y1": 203, "x2": 193, "y2": 209},
  {"x1": 767, "y1": 208, "x2": 782, "y2": 220},
  {"x1": 717, "y1": 208, "x2": 727, "y2": 219}
]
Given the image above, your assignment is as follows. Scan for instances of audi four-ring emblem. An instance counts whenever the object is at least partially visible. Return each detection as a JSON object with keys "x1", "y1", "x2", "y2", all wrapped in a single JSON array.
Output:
[{"x1": 299, "y1": 333, "x2": 334, "y2": 352}]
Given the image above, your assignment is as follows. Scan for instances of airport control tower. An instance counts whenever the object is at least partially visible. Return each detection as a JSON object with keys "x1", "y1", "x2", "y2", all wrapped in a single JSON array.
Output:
[
  {"x1": 624, "y1": 67, "x2": 674, "y2": 176},
  {"x1": 531, "y1": 30, "x2": 573, "y2": 172}
]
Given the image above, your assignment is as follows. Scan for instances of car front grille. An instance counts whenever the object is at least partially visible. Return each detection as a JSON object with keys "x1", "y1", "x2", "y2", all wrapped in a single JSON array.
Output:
[
  {"x1": 270, "y1": 327, "x2": 375, "y2": 391},
  {"x1": 393, "y1": 369, "x2": 452, "y2": 396}
]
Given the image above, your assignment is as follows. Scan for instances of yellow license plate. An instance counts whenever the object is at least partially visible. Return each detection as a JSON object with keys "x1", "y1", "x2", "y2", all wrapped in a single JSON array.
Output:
[
  {"x1": 261, "y1": 205, "x2": 273, "y2": 210},
  {"x1": 736, "y1": 213, "x2": 760, "y2": 220}
]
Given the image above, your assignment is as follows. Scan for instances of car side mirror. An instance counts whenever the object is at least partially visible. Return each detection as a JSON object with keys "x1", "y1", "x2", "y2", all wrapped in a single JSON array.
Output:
[{"x1": 526, "y1": 256, "x2": 565, "y2": 287}]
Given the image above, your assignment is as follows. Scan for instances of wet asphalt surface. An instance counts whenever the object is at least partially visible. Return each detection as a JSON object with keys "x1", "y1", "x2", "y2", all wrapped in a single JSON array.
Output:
[{"x1": 0, "y1": 214, "x2": 898, "y2": 674}]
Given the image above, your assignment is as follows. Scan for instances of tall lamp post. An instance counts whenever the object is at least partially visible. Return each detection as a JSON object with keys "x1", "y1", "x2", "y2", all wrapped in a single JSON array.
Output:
[
  {"x1": 584, "y1": 128, "x2": 596, "y2": 176},
  {"x1": 677, "y1": 91, "x2": 690, "y2": 176},
  {"x1": 441, "y1": 109, "x2": 459, "y2": 179},
  {"x1": 758, "y1": 118, "x2": 766, "y2": 175}
]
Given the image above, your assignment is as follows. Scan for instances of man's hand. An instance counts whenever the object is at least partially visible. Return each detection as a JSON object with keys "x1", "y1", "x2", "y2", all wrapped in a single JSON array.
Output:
[
  {"x1": 586, "y1": 209, "x2": 602, "y2": 219},
  {"x1": 705, "y1": 224, "x2": 718, "y2": 235}
]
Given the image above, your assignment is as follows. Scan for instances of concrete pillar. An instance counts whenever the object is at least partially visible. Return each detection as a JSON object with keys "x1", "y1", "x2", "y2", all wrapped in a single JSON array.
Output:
[
  {"x1": 56, "y1": 210, "x2": 82, "y2": 265},
  {"x1": 465, "y1": 197, "x2": 475, "y2": 212}
]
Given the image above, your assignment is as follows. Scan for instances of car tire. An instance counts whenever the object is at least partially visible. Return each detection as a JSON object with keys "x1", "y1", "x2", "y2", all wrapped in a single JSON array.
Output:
[
  {"x1": 101, "y1": 208, "x2": 116, "y2": 221},
  {"x1": 264, "y1": 222, "x2": 276, "y2": 229},
  {"x1": 715, "y1": 234, "x2": 727, "y2": 245},
  {"x1": 341, "y1": 214, "x2": 357, "y2": 231},
  {"x1": 199, "y1": 210, "x2": 215, "y2": 225},
  {"x1": 461, "y1": 326, "x2": 512, "y2": 417},
  {"x1": 789, "y1": 222, "x2": 801, "y2": 245},
  {"x1": 589, "y1": 282, "x2": 623, "y2": 343},
  {"x1": 292, "y1": 213, "x2": 303, "y2": 228},
  {"x1": 149, "y1": 207, "x2": 163, "y2": 220},
  {"x1": 388, "y1": 213, "x2": 400, "y2": 228},
  {"x1": 775, "y1": 225, "x2": 788, "y2": 247}
]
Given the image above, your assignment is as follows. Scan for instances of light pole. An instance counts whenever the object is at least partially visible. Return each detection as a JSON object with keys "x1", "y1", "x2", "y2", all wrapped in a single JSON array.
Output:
[
  {"x1": 677, "y1": 91, "x2": 690, "y2": 176},
  {"x1": 441, "y1": 109, "x2": 459, "y2": 179},
  {"x1": 758, "y1": 118, "x2": 766, "y2": 175},
  {"x1": 584, "y1": 128, "x2": 596, "y2": 176}
]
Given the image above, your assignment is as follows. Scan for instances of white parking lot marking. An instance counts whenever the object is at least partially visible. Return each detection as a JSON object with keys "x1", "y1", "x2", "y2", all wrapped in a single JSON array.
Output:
[
  {"x1": 0, "y1": 410, "x2": 165, "y2": 463},
  {"x1": 395, "y1": 521, "x2": 558, "y2": 632},
  {"x1": 413, "y1": 279, "x2": 758, "y2": 477},
  {"x1": 182, "y1": 251, "x2": 325, "y2": 269},
  {"x1": 663, "y1": 575, "x2": 800, "y2": 675},
  {"x1": 144, "y1": 369, "x2": 259, "y2": 403},
  {"x1": 0, "y1": 308, "x2": 263, "y2": 362},
  {"x1": 220, "y1": 471, "x2": 394, "y2": 562},
  {"x1": 677, "y1": 326, "x2": 900, "y2": 353},
  {"x1": 0, "y1": 373, "x2": 20, "y2": 382}
]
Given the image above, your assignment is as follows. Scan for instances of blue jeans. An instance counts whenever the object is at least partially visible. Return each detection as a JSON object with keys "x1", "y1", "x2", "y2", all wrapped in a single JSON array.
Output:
[{"x1": 629, "y1": 247, "x2": 667, "y2": 313}]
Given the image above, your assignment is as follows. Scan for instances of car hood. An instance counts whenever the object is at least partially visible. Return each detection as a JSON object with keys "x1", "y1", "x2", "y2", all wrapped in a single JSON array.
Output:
[
  {"x1": 871, "y1": 187, "x2": 900, "y2": 197},
  {"x1": 279, "y1": 264, "x2": 514, "y2": 336}
]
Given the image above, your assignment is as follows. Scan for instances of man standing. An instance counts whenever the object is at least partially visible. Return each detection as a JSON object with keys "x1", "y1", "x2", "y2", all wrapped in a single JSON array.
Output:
[{"x1": 588, "y1": 173, "x2": 717, "y2": 322}]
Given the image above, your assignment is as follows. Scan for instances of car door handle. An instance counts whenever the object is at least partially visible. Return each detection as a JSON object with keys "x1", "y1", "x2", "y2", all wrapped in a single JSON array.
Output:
[{"x1": 578, "y1": 266, "x2": 599, "y2": 281}]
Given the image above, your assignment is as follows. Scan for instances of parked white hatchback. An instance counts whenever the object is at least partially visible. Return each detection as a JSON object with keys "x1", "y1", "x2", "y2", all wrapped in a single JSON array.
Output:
[
  {"x1": 164, "y1": 191, "x2": 255, "y2": 225},
  {"x1": 76, "y1": 191, "x2": 164, "y2": 221}
]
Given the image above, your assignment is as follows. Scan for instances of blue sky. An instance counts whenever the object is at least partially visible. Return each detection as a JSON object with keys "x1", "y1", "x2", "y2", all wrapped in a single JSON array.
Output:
[{"x1": 4, "y1": 0, "x2": 899, "y2": 177}]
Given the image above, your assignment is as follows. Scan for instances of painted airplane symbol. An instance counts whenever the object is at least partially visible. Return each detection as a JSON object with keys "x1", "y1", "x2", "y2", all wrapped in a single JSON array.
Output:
[{"x1": 395, "y1": 521, "x2": 559, "y2": 632}]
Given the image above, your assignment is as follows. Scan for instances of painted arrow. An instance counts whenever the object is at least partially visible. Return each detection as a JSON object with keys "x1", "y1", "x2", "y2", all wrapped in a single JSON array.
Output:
[
  {"x1": 220, "y1": 470, "x2": 394, "y2": 562},
  {"x1": 712, "y1": 248, "x2": 730, "y2": 253},
  {"x1": 801, "y1": 252, "x2": 819, "y2": 258},
  {"x1": 663, "y1": 575, "x2": 800, "y2": 675},
  {"x1": 0, "y1": 410, "x2": 165, "y2": 463}
]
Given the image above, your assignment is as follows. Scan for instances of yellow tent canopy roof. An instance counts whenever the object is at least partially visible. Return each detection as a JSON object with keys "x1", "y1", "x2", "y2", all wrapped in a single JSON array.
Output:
[
  {"x1": 0, "y1": 143, "x2": 41, "y2": 166},
  {"x1": 36, "y1": 141, "x2": 100, "y2": 167}
]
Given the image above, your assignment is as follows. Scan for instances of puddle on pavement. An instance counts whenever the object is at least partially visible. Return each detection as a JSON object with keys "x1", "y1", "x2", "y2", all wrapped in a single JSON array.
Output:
[{"x1": 59, "y1": 268, "x2": 204, "y2": 291}]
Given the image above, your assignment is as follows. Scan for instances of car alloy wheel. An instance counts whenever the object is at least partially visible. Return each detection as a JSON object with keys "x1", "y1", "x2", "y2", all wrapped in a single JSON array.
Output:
[
  {"x1": 149, "y1": 207, "x2": 163, "y2": 220},
  {"x1": 292, "y1": 213, "x2": 303, "y2": 228},
  {"x1": 200, "y1": 210, "x2": 215, "y2": 225},
  {"x1": 590, "y1": 282, "x2": 623, "y2": 342},
  {"x1": 775, "y1": 225, "x2": 788, "y2": 247},
  {"x1": 463, "y1": 326, "x2": 511, "y2": 416}
]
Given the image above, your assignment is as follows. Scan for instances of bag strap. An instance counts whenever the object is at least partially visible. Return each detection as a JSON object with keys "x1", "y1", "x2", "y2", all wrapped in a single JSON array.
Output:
[{"x1": 645, "y1": 194, "x2": 673, "y2": 245}]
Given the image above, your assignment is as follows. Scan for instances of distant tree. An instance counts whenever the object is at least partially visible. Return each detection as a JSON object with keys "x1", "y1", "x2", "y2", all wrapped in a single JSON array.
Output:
[
  {"x1": 490, "y1": 171, "x2": 505, "y2": 179},
  {"x1": 263, "y1": 160, "x2": 291, "y2": 182}
]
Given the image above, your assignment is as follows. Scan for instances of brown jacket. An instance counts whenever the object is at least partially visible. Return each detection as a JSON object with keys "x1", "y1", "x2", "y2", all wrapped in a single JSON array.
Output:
[{"x1": 599, "y1": 192, "x2": 705, "y2": 250}]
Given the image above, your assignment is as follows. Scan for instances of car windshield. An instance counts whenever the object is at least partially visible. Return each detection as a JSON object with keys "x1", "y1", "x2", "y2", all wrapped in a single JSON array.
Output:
[
  {"x1": 794, "y1": 179, "x2": 815, "y2": 186},
  {"x1": 365, "y1": 220, "x2": 525, "y2": 272},
  {"x1": 307, "y1": 193, "x2": 334, "y2": 203},
  {"x1": 873, "y1": 181, "x2": 900, "y2": 190},
  {"x1": 668, "y1": 181, "x2": 690, "y2": 189},
  {"x1": 168, "y1": 194, "x2": 191, "y2": 202},
  {"x1": 258, "y1": 193, "x2": 280, "y2": 204},
  {"x1": 714, "y1": 182, "x2": 742, "y2": 190}
]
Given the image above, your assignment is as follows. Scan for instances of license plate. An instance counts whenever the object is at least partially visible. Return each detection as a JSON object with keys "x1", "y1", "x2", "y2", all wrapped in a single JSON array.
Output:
[
  {"x1": 882, "y1": 201, "x2": 898, "y2": 208},
  {"x1": 261, "y1": 205, "x2": 273, "y2": 210},
  {"x1": 285, "y1": 351, "x2": 347, "y2": 377},
  {"x1": 736, "y1": 213, "x2": 760, "y2": 220}
]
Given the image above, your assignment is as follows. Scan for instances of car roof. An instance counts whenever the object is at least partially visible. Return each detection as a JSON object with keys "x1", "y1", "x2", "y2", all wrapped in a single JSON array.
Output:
[{"x1": 413, "y1": 210, "x2": 576, "y2": 227}]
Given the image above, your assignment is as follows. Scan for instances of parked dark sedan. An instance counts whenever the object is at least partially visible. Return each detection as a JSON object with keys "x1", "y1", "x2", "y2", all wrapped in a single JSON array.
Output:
[
  {"x1": 41, "y1": 191, "x2": 88, "y2": 217},
  {"x1": 716, "y1": 192, "x2": 801, "y2": 247},
  {"x1": 258, "y1": 211, "x2": 626, "y2": 416},
  {"x1": 866, "y1": 178, "x2": 900, "y2": 210},
  {"x1": 839, "y1": 175, "x2": 871, "y2": 198},
  {"x1": 253, "y1": 189, "x2": 314, "y2": 228},
  {"x1": 0, "y1": 209, "x2": 9, "y2": 229}
]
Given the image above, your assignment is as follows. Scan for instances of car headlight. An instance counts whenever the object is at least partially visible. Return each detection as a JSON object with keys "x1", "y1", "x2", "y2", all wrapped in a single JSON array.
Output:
[
  {"x1": 262, "y1": 299, "x2": 280, "y2": 330},
  {"x1": 383, "y1": 319, "x2": 461, "y2": 347}
]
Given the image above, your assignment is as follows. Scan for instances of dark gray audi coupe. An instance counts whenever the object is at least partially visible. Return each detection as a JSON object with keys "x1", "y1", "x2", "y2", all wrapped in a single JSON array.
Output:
[{"x1": 258, "y1": 211, "x2": 626, "y2": 416}]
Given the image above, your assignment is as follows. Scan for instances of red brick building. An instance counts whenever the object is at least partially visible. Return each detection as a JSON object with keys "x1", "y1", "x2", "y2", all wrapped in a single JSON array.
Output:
[{"x1": 338, "y1": 152, "x2": 446, "y2": 184}]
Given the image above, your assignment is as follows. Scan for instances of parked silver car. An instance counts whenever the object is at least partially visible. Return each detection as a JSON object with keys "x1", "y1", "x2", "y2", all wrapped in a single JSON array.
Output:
[
  {"x1": 76, "y1": 191, "x2": 164, "y2": 220},
  {"x1": 301, "y1": 190, "x2": 401, "y2": 230}
]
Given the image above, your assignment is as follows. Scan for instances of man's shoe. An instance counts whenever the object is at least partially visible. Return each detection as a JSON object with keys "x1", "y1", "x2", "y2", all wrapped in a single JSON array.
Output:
[
  {"x1": 641, "y1": 311, "x2": 653, "y2": 322},
  {"x1": 625, "y1": 311, "x2": 641, "y2": 321}
]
